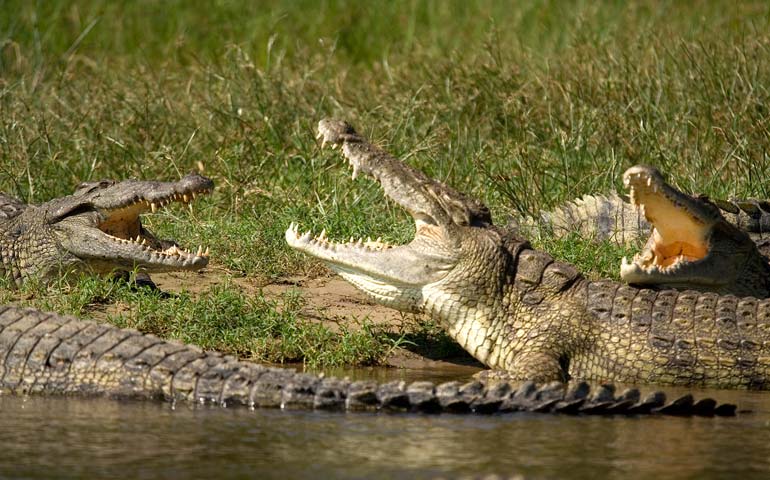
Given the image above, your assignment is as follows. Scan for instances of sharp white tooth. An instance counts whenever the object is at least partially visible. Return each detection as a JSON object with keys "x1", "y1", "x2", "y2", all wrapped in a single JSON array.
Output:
[
  {"x1": 141, "y1": 239, "x2": 148, "y2": 246},
  {"x1": 183, "y1": 194, "x2": 190, "y2": 202},
  {"x1": 646, "y1": 177, "x2": 652, "y2": 187},
  {"x1": 196, "y1": 246, "x2": 203, "y2": 256},
  {"x1": 352, "y1": 165, "x2": 359, "y2": 180},
  {"x1": 376, "y1": 237, "x2": 382, "y2": 243},
  {"x1": 316, "y1": 131, "x2": 323, "y2": 140},
  {"x1": 318, "y1": 229, "x2": 327, "y2": 241},
  {"x1": 151, "y1": 203, "x2": 158, "y2": 213},
  {"x1": 331, "y1": 143, "x2": 338, "y2": 150},
  {"x1": 204, "y1": 247, "x2": 210, "y2": 256},
  {"x1": 622, "y1": 256, "x2": 628, "y2": 266},
  {"x1": 349, "y1": 236, "x2": 354, "y2": 243},
  {"x1": 366, "y1": 237, "x2": 372, "y2": 243}
]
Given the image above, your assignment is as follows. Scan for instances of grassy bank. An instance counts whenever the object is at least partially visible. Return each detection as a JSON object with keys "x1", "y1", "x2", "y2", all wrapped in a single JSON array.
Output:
[{"x1": 1, "y1": 1, "x2": 769, "y2": 366}]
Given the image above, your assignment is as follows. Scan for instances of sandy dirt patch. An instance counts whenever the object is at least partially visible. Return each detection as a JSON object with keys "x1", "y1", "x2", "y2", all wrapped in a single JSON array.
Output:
[{"x1": 150, "y1": 268, "x2": 482, "y2": 375}]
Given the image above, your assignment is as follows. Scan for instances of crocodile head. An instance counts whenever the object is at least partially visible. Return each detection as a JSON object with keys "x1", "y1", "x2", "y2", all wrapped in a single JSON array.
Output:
[
  {"x1": 286, "y1": 119, "x2": 503, "y2": 313},
  {"x1": 620, "y1": 165, "x2": 770, "y2": 297},
  {"x1": 14, "y1": 173, "x2": 214, "y2": 283}
]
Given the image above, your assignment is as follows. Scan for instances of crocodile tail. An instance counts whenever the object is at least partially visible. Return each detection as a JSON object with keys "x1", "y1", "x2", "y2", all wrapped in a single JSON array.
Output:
[
  {"x1": 528, "y1": 193, "x2": 649, "y2": 246},
  {"x1": 0, "y1": 306, "x2": 736, "y2": 416}
]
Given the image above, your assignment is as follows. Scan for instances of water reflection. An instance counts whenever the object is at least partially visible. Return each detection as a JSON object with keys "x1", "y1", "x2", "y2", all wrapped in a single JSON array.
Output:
[{"x1": 2, "y1": 375, "x2": 770, "y2": 479}]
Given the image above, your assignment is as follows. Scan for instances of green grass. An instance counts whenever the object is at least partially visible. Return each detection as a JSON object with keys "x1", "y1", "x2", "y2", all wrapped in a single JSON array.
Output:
[
  {"x1": 5, "y1": 275, "x2": 395, "y2": 368},
  {"x1": 1, "y1": 0, "x2": 770, "y2": 366}
]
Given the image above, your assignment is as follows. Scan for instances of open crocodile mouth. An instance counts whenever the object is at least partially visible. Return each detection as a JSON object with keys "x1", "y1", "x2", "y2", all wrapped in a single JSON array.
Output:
[
  {"x1": 60, "y1": 175, "x2": 213, "y2": 271},
  {"x1": 96, "y1": 188, "x2": 211, "y2": 262},
  {"x1": 620, "y1": 165, "x2": 711, "y2": 278},
  {"x1": 283, "y1": 137, "x2": 408, "y2": 269},
  {"x1": 285, "y1": 119, "x2": 457, "y2": 298}
]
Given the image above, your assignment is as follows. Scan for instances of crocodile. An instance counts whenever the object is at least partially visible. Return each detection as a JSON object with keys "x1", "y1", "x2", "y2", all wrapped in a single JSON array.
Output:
[
  {"x1": 0, "y1": 305, "x2": 736, "y2": 416},
  {"x1": 515, "y1": 187, "x2": 770, "y2": 247},
  {"x1": 512, "y1": 168, "x2": 770, "y2": 298},
  {"x1": 287, "y1": 118, "x2": 770, "y2": 390},
  {"x1": 0, "y1": 173, "x2": 213, "y2": 286}
]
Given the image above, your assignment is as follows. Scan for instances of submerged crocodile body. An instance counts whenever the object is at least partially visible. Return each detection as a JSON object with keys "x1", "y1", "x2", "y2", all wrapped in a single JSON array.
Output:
[
  {"x1": 287, "y1": 119, "x2": 770, "y2": 390},
  {"x1": 0, "y1": 174, "x2": 213, "y2": 286},
  {"x1": 0, "y1": 306, "x2": 736, "y2": 416}
]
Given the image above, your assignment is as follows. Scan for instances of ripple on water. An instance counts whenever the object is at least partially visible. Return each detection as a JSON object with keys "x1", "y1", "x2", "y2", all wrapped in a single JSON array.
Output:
[{"x1": 1, "y1": 382, "x2": 770, "y2": 479}]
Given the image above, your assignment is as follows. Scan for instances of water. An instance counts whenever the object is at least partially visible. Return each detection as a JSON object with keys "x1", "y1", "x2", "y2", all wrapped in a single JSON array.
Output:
[{"x1": 2, "y1": 369, "x2": 770, "y2": 480}]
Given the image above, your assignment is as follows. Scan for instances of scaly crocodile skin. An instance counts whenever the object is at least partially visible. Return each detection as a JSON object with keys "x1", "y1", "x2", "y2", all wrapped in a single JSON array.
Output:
[
  {"x1": 516, "y1": 192, "x2": 770, "y2": 245},
  {"x1": 289, "y1": 119, "x2": 770, "y2": 390},
  {"x1": 0, "y1": 306, "x2": 735, "y2": 416}
]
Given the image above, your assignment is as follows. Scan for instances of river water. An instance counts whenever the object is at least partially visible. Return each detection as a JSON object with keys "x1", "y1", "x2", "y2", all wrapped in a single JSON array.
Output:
[{"x1": 2, "y1": 368, "x2": 770, "y2": 480}]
